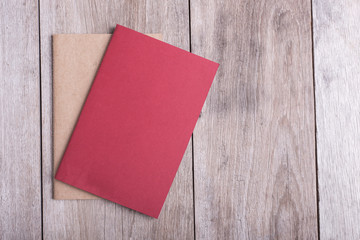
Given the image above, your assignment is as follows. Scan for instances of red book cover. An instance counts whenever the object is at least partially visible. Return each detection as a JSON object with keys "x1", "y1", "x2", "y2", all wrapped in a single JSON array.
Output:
[{"x1": 55, "y1": 24, "x2": 219, "y2": 218}]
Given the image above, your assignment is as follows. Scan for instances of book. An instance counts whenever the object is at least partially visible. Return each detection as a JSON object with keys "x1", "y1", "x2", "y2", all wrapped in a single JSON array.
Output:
[{"x1": 53, "y1": 33, "x2": 161, "y2": 199}]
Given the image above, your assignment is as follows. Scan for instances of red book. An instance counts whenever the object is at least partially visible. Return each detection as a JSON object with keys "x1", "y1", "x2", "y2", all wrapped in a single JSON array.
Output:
[{"x1": 55, "y1": 24, "x2": 219, "y2": 218}]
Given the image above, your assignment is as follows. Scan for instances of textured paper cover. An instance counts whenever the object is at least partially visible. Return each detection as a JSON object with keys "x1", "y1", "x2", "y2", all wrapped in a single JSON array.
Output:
[{"x1": 53, "y1": 33, "x2": 162, "y2": 199}]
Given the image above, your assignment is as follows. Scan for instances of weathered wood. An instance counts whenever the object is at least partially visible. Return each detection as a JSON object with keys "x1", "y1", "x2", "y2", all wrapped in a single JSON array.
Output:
[
  {"x1": 313, "y1": 1, "x2": 360, "y2": 239},
  {"x1": 190, "y1": 0, "x2": 318, "y2": 239},
  {"x1": 40, "y1": 0, "x2": 193, "y2": 239},
  {"x1": 0, "y1": 0, "x2": 41, "y2": 239}
]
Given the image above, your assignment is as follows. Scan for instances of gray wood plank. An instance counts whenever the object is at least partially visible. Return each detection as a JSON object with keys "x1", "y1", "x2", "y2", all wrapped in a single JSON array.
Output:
[
  {"x1": 190, "y1": 0, "x2": 318, "y2": 239},
  {"x1": 313, "y1": 1, "x2": 360, "y2": 239},
  {"x1": 40, "y1": 0, "x2": 193, "y2": 239},
  {"x1": 0, "y1": 0, "x2": 42, "y2": 239}
]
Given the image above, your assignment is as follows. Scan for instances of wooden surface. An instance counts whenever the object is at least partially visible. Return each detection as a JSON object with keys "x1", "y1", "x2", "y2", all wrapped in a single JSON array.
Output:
[
  {"x1": 0, "y1": 1, "x2": 42, "y2": 239},
  {"x1": 313, "y1": 0, "x2": 360, "y2": 239},
  {"x1": 191, "y1": 0, "x2": 317, "y2": 239},
  {"x1": 0, "y1": 0, "x2": 359, "y2": 239}
]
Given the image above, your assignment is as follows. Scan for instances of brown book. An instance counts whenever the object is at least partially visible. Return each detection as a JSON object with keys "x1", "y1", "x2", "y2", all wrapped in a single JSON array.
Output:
[{"x1": 53, "y1": 33, "x2": 162, "y2": 199}]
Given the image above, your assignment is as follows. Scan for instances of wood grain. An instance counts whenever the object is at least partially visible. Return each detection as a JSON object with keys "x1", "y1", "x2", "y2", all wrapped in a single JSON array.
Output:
[
  {"x1": 0, "y1": 0, "x2": 41, "y2": 239},
  {"x1": 5, "y1": 0, "x2": 356, "y2": 238},
  {"x1": 40, "y1": 0, "x2": 193, "y2": 239},
  {"x1": 313, "y1": 0, "x2": 360, "y2": 239},
  {"x1": 190, "y1": 0, "x2": 318, "y2": 239}
]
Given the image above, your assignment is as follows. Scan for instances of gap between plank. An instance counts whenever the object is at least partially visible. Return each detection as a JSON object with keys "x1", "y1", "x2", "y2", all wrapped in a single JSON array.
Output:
[
  {"x1": 37, "y1": 0, "x2": 44, "y2": 239},
  {"x1": 188, "y1": 0, "x2": 196, "y2": 239},
  {"x1": 310, "y1": 0, "x2": 320, "y2": 239},
  {"x1": 191, "y1": 134, "x2": 196, "y2": 240}
]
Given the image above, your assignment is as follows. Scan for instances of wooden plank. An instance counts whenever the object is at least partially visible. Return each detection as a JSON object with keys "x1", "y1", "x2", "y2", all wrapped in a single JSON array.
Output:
[
  {"x1": 40, "y1": 0, "x2": 193, "y2": 239},
  {"x1": 313, "y1": 1, "x2": 360, "y2": 239},
  {"x1": 0, "y1": 0, "x2": 41, "y2": 239},
  {"x1": 190, "y1": 0, "x2": 318, "y2": 239}
]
